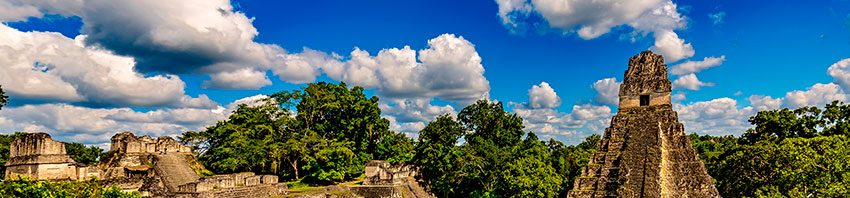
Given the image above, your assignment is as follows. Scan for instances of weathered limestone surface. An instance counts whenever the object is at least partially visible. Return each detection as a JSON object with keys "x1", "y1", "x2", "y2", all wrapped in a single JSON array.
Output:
[
  {"x1": 4, "y1": 133, "x2": 99, "y2": 181},
  {"x1": 569, "y1": 51, "x2": 720, "y2": 198},
  {"x1": 351, "y1": 160, "x2": 433, "y2": 198},
  {"x1": 4, "y1": 131, "x2": 288, "y2": 197}
]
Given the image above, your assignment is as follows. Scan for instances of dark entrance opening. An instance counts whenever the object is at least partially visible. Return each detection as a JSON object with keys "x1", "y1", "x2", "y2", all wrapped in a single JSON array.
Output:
[{"x1": 640, "y1": 95, "x2": 650, "y2": 106}]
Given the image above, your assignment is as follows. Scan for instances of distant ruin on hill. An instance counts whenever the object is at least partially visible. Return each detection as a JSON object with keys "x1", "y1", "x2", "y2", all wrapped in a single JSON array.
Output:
[{"x1": 568, "y1": 51, "x2": 721, "y2": 197}]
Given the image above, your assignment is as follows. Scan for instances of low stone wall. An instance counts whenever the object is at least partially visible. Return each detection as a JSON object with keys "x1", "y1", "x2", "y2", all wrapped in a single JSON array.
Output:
[
  {"x1": 355, "y1": 161, "x2": 433, "y2": 198},
  {"x1": 363, "y1": 160, "x2": 414, "y2": 185},
  {"x1": 176, "y1": 172, "x2": 280, "y2": 193},
  {"x1": 174, "y1": 183, "x2": 288, "y2": 198}
]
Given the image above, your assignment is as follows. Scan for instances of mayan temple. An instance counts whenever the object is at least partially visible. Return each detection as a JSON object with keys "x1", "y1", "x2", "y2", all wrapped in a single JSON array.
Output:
[{"x1": 568, "y1": 51, "x2": 720, "y2": 198}]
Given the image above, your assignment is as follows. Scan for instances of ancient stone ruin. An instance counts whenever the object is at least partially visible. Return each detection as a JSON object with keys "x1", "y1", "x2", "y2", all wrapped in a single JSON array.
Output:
[
  {"x1": 4, "y1": 132, "x2": 287, "y2": 198},
  {"x1": 349, "y1": 160, "x2": 432, "y2": 198},
  {"x1": 568, "y1": 51, "x2": 720, "y2": 197},
  {"x1": 4, "y1": 133, "x2": 99, "y2": 181}
]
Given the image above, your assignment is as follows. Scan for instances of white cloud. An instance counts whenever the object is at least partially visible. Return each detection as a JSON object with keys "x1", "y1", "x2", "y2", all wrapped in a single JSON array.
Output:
[
  {"x1": 748, "y1": 95, "x2": 782, "y2": 111},
  {"x1": 592, "y1": 77, "x2": 620, "y2": 105},
  {"x1": 305, "y1": 34, "x2": 490, "y2": 103},
  {"x1": 512, "y1": 82, "x2": 612, "y2": 144},
  {"x1": 203, "y1": 68, "x2": 272, "y2": 90},
  {"x1": 672, "y1": 92, "x2": 686, "y2": 102},
  {"x1": 673, "y1": 74, "x2": 714, "y2": 90},
  {"x1": 5, "y1": 0, "x2": 316, "y2": 89},
  {"x1": 0, "y1": 0, "x2": 83, "y2": 22},
  {"x1": 514, "y1": 104, "x2": 612, "y2": 144},
  {"x1": 496, "y1": 0, "x2": 694, "y2": 62},
  {"x1": 670, "y1": 56, "x2": 726, "y2": 75},
  {"x1": 674, "y1": 98, "x2": 755, "y2": 136},
  {"x1": 0, "y1": 24, "x2": 216, "y2": 108},
  {"x1": 648, "y1": 30, "x2": 694, "y2": 63},
  {"x1": 528, "y1": 82, "x2": 561, "y2": 109},
  {"x1": 0, "y1": 95, "x2": 270, "y2": 145},
  {"x1": 0, "y1": 104, "x2": 224, "y2": 145},
  {"x1": 380, "y1": 98, "x2": 456, "y2": 133},
  {"x1": 783, "y1": 83, "x2": 846, "y2": 108},
  {"x1": 827, "y1": 58, "x2": 850, "y2": 90}
]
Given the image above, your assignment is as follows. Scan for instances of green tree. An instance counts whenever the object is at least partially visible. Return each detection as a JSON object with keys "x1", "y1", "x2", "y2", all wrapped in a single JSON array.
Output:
[
  {"x1": 0, "y1": 178, "x2": 142, "y2": 198},
  {"x1": 743, "y1": 106, "x2": 823, "y2": 143},
  {"x1": 411, "y1": 115, "x2": 465, "y2": 197},
  {"x1": 0, "y1": 85, "x2": 8, "y2": 110},
  {"x1": 64, "y1": 142, "x2": 105, "y2": 165},
  {"x1": 413, "y1": 100, "x2": 565, "y2": 197},
  {"x1": 186, "y1": 82, "x2": 406, "y2": 184},
  {"x1": 199, "y1": 101, "x2": 288, "y2": 174},
  {"x1": 0, "y1": 133, "x2": 23, "y2": 174},
  {"x1": 374, "y1": 131, "x2": 414, "y2": 164},
  {"x1": 496, "y1": 133, "x2": 563, "y2": 197},
  {"x1": 548, "y1": 135, "x2": 597, "y2": 196}
]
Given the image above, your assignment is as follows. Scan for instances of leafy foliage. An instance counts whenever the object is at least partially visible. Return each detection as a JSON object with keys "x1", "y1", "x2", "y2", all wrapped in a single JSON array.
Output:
[
  {"x1": 183, "y1": 82, "x2": 413, "y2": 184},
  {"x1": 0, "y1": 178, "x2": 142, "y2": 198},
  {"x1": 0, "y1": 133, "x2": 23, "y2": 174},
  {"x1": 412, "y1": 100, "x2": 597, "y2": 197},
  {"x1": 692, "y1": 100, "x2": 850, "y2": 197},
  {"x1": 64, "y1": 142, "x2": 106, "y2": 165},
  {"x1": 0, "y1": 85, "x2": 7, "y2": 110}
]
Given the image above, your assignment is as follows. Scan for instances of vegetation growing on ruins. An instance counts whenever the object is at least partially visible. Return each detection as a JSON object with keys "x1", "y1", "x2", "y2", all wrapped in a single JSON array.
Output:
[{"x1": 0, "y1": 178, "x2": 142, "y2": 198}]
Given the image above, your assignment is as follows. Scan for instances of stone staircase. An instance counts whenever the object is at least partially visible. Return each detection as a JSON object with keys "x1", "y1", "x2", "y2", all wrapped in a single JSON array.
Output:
[{"x1": 155, "y1": 154, "x2": 200, "y2": 191}]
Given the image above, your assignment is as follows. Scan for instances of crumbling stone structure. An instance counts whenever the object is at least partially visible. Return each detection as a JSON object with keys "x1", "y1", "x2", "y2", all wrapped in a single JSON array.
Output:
[
  {"x1": 568, "y1": 51, "x2": 720, "y2": 198},
  {"x1": 350, "y1": 160, "x2": 432, "y2": 198},
  {"x1": 5, "y1": 132, "x2": 287, "y2": 197},
  {"x1": 4, "y1": 133, "x2": 100, "y2": 181}
]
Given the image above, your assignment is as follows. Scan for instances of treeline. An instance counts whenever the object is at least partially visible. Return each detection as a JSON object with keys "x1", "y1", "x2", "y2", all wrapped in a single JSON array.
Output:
[
  {"x1": 2, "y1": 82, "x2": 850, "y2": 197},
  {"x1": 178, "y1": 82, "x2": 603, "y2": 196},
  {"x1": 179, "y1": 82, "x2": 413, "y2": 184},
  {"x1": 184, "y1": 82, "x2": 850, "y2": 197},
  {"x1": 692, "y1": 101, "x2": 850, "y2": 197}
]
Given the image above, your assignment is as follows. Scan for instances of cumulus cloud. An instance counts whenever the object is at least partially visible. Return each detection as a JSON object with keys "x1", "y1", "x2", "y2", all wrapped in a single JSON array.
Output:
[
  {"x1": 783, "y1": 83, "x2": 846, "y2": 108},
  {"x1": 748, "y1": 95, "x2": 782, "y2": 111},
  {"x1": 670, "y1": 56, "x2": 726, "y2": 75},
  {"x1": 0, "y1": 104, "x2": 224, "y2": 144},
  {"x1": 514, "y1": 104, "x2": 612, "y2": 144},
  {"x1": 0, "y1": 95, "x2": 272, "y2": 145},
  {"x1": 673, "y1": 74, "x2": 715, "y2": 90},
  {"x1": 827, "y1": 58, "x2": 850, "y2": 90},
  {"x1": 592, "y1": 77, "x2": 621, "y2": 106},
  {"x1": 512, "y1": 82, "x2": 612, "y2": 144},
  {"x1": 0, "y1": 24, "x2": 217, "y2": 108},
  {"x1": 306, "y1": 34, "x2": 490, "y2": 103},
  {"x1": 674, "y1": 98, "x2": 755, "y2": 136},
  {"x1": 202, "y1": 68, "x2": 272, "y2": 90},
  {"x1": 496, "y1": 0, "x2": 694, "y2": 62},
  {"x1": 0, "y1": 0, "x2": 83, "y2": 22},
  {"x1": 380, "y1": 98, "x2": 456, "y2": 133},
  {"x1": 3, "y1": 0, "x2": 317, "y2": 89},
  {"x1": 528, "y1": 82, "x2": 561, "y2": 109}
]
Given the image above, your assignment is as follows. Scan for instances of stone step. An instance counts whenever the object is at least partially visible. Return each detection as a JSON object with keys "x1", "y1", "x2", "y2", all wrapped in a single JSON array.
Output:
[{"x1": 155, "y1": 154, "x2": 201, "y2": 191}]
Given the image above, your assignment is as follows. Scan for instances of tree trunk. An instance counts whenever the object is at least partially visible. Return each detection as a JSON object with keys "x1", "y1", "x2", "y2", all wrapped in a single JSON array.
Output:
[{"x1": 290, "y1": 161, "x2": 300, "y2": 180}]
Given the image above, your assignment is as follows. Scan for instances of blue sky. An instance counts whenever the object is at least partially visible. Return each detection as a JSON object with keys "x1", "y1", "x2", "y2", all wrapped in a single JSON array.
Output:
[{"x1": 1, "y1": 0, "x2": 849, "y2": 145}]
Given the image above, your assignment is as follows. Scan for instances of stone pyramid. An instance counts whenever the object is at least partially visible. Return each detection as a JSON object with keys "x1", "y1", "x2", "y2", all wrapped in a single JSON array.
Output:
[{"x1": 568, "y1": 51, "x2": 720, "y2": 198}]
